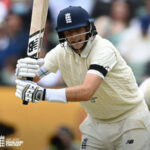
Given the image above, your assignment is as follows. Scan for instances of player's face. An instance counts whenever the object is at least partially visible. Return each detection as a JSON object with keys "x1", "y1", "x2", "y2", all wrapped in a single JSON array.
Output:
[{"x1": 64, "y1": 27, "x2": 87, "y2": 53}]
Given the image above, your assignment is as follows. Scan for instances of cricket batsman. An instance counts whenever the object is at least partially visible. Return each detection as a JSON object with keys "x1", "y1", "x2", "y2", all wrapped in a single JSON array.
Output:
[{"x1": 15, "y1": 6, "x2": 150, "y2": 150}]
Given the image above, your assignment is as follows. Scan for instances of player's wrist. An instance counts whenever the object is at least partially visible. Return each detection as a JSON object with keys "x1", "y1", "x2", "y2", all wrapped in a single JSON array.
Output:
[
  {"x1": 36, "y1": 66, "x2": 49, "y2": 79},
  {"x1": 33, "y1": 76, "x2": 41, "y2": 82},
  {"x1": 45, "y1": 88, "x2": 67, "y2": 103}
]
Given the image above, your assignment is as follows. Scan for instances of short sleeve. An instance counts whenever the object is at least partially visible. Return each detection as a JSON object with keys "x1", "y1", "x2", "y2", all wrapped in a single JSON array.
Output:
[{"x1": 87, "y1": 47, "x2": 117, "y2": 79}]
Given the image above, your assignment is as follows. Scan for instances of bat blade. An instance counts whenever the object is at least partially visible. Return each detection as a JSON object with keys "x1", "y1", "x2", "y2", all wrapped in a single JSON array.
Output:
[
  {"x1": 27, "y1": 0, "x2": 49, "y2": 58},
  {"x1": 23, "y1": 0, "x2": 49, "y2": 105}
]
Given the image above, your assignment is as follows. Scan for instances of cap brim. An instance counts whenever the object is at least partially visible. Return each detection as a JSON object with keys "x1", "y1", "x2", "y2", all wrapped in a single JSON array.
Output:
[{"x1": 56, "y1": 23, "x2": 88, "y2": 32}]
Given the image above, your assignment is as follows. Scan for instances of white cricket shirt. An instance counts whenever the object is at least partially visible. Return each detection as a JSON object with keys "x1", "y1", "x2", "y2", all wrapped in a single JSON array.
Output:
[{"x1": 44, "y1": 35, "x2": 146, "y2": 122}]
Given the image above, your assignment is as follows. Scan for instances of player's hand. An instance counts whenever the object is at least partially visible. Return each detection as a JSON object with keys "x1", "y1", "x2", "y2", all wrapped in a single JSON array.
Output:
[
  {"x1": 15, "y1": 79, "x2": 46, "y2": 103},
  {"x1": 15, "y1": 57, "x2": 44, "y2": 78}
]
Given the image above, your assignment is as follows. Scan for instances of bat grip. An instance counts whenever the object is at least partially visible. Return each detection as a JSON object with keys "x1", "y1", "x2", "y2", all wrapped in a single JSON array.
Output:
[
  {"x1": 23, "y1": 101, "x2": 29, "y2": 105},
  {"x1": 22, "y1": 77, "x2": 33, "y2": 105}
]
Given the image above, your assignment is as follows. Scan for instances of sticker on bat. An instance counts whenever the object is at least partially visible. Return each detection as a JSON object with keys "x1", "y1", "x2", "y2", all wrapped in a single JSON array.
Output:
[{"x1": 27, "y1": 29, "x2": 44, "y2": 58}]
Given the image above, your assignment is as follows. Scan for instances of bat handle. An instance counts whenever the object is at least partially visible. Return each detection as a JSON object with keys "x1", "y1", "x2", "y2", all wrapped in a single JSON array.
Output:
[
  {"x1": 22, "y1": 77, "x2": 33, "y2": 105},
  {"x1": 23, "y1": 101, "x2": 29, "y2": 105}
]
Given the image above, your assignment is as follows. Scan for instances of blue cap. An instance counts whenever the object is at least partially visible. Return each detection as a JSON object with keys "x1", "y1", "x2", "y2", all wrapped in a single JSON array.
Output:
[{"x1": 56, "y1": 6, "x2": 90, "y2": 32}]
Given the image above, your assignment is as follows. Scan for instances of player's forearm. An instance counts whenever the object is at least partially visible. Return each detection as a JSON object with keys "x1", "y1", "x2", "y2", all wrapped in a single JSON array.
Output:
[
  {"x1": 66, "y1": 85, "x2": 93, "y2": 102},
  {"x1": 45, "y1": 85, "x2": 93, "y2": 103},
  {"x1": 45, "y1": 74, "x2": 102, "y2": 103}
]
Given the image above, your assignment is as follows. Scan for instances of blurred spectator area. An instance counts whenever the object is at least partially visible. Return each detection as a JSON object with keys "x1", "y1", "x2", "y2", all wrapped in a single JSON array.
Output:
[
  {"x1": 118, "y1": 0, "x2": 150, "y2": 84},
  {"x1": 46, "y1": 126, "x2": 80, "y2": 150},
  {"x1": 49, "y1": 0, "x2": 95, "y2": 27},
  {"x1": 95, "y1": 0, "x2": 132, "y2": 47},
  {"x1": 0, "y1": 0, "x2": 58, "y2": 85}
]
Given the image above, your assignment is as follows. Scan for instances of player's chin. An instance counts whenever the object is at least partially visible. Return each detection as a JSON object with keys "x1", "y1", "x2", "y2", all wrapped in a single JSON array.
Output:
[{"x1": 72, "y1": 43, "x2": 84, "y2": 51}]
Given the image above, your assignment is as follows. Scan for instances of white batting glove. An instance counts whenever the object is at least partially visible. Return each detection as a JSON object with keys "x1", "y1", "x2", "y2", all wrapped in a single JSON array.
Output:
[
  {"x1": 15, "y1": 79, "x2": 46, "y2": 103},
  {"x1": 15, "y1": 57, "x2": 44, "y2": 78}
]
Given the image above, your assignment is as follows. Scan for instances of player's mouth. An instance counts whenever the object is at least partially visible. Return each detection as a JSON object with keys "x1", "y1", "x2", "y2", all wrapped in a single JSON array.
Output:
[{"x1": 70, "y1": 40, "x2": 82, "y2": 45}]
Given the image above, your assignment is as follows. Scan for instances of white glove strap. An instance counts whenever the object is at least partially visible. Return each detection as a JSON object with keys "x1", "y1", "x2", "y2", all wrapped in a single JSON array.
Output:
[{"x1": 45, "y1": 88, "x2": 67, "y2": 103}]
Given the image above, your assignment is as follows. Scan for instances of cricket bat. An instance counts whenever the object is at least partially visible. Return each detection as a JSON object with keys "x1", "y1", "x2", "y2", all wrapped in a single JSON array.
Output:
[{"x1": 23, "y1": 0, "x2": 49, "y2": 105}]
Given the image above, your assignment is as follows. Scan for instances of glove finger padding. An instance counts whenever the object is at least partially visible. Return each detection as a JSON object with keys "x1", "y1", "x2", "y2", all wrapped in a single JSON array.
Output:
[
  {"x1": 15, "y1": 79, "x2": 45, "y2": 103},
  {"x1": 17, "y1": 63, "x2": 40, "y2": 69},
  {"x1": 15, "y1": 91, "x2": 21, "y2": 99},
  {"x1": 17, "y1": 68, "x2": 38, "y2": 78},
  {"x1": 15, "y1": 57, "x2": 44, "y2": 78},
  {"x1": 18, "y1": 57, "x2": 39, "y2": 64}
]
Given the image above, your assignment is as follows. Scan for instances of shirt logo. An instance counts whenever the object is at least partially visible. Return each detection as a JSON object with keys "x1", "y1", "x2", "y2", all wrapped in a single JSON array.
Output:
[
  {"x1": 81, "y1": 138, "x2": 88, "y2": 149},
  {"x1": 126, "y1": 139, "x2": 134, "y2": 144},
  {"x1": 104, "y1": 66, "x2": 111, "y2": 71},
  {"x1": 65, "y1": 13, "x2": 72, "y2": 24},
  {"x1": 90, "y1": 97, "x2": 97, "y2": 103}
]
